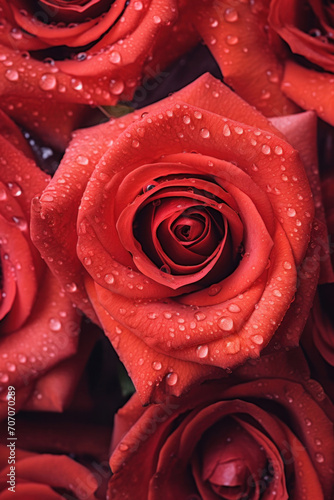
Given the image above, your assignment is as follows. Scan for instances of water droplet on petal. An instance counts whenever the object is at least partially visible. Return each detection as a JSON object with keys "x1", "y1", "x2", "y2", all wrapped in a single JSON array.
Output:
[
  {"x1": 119, "y1": 443, "x2": 129, "y2": 451},
  {"x1": 223, "y1": 124, "x2": 231, "y2": 136},
  {"x1": 226, "y1": 35, "x2": 239, "y2": 45},
  {"x1": 77, "y1": 155, "x2": 89, "y2": 165},
  {"x1": 273, "y1": 289, "x2": 282, "y2": 297},
  {"x1": 315, "y1": 453, "x2": 324, "y2": 464},
  {"x1": 49, "y1": 318, "x2": 62, "y2": 331},
  {"x1": 274, "y1": 146, "x2": 283, "y2": 155},
  {"x1": 283, "y1": 261, "x2": 292, "y2": 270},
  {"x1": 5, "y1": 69, "x2": 19, "y2": 82},
  {"x1": 152, "y1": 361, "x2": 162, "y2": 370},
  {"x1": 65, "y1": 282, "x2": 77, "y2": 293},
  {"x1": 166, "y1": 372, "x2": 178, "y2": 386},
  {"x1": 287, "y1": 208, "x2": 296, "y2": 217},
  {"x1": 224, "y1": 8, "x2": 239, "y2": 22},
  {"x1": 195, "y1": 312, "x2": 206, "y2": 321},
  {"x1": 196, "y1": 345, "x2": 209, "y2": 358},
  {"x1": 219, "y1": 317, "x2": 234, "y2": 331},
  {"x1": 262, "y1": 144, "x2": 271, "y2": 155},
  {"x1": 134, "y1": 1, "x2": 143, "y2": 10},
  {"x1": 18, "y1": 354, "x2": 27, "y2": 363},
  {"x1": 109, "y1": 51, "x2": 121, "y2": 64},
  {"x1": 39, "y1": 73, "x2": 57, "y2": 91},
  {"x1": 252, "y1": 334, "x2": 264, "y2": 345},
  {"x1": 200, "y1": 128, "x2": 210, "y2": 139},
  {"x1": 71, "y1": 78, "x2": 83, "y2": 91},
  {"x1": 110, "y1": 79, "x2": 124, "y2": 95},
  {"x1": 226, "y1": 339, "x2": 240, "y2": 353},
  {"x1": 7, "y1": 363, "x2": 16, "y2": 372},
  {"x1": 228, "y1": 304, "x2": 241, "y2": 313}
]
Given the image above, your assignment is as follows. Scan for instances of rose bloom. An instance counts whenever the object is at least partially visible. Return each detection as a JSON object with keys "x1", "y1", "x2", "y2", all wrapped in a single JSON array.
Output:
[
  {"x1": 0, "y1": 0, "x2": 197, "y2": 106},
  {"x1": 0, "y1": 111, "x2": 82, "y2": 414},
  {"x1": 32, "y1": 74, "x2": 320, "y2": 403},
  {"x1": 109, "y1": 350, "x2": 334, "y2": 500},
  {"x1": 0, "y1": 444, "x2": 100, "y2": 499},
  {"x1": 192, "y1": 0, "x2": 334, "y2": 125}
]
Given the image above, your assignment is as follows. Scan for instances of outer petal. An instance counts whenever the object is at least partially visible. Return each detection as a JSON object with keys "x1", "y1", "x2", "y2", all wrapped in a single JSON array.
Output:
[
  {"x1": 191, "y1": 0, "x2": 297, "y2": 116},
  {"x1": 282, "y1": 62, "x2": 334, "y2": 126}
]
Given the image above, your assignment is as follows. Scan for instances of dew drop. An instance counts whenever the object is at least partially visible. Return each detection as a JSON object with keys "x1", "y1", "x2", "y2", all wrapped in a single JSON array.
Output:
[
  {"x1": 0, "y1": 374, "x2": 9, "y2": 383},
  {"x1": 49, "y1": 318, "x2": 62, "y2": 331},
  {"x1": 226, "y1": 339, "x2": 240, "y2": 353},
  {"x1": 77, "y1": 155, "x2": 89, "y2": 165},
  {"x1": 134, "y1": 1, "x2": 143, "y2": 10},
  {"x1": 166, "y1": 372, "x2": 178, "y2": 386},
  {"x1": 183, "y1": 115, "x2": 191, "y2": 124},
  {"x1": 252, "y1": 334, "x2": 264, "y2": 345},
  {"x1": 65, "y1": 282, "x2": 77, "y2": 293},
  {"x1": 208, "y1": 284, "x2": 221, "y2": 296},
  {"x1": 0, "y1": 187, "x2": 7, "y2": 200},
  {"x1": 224, "y1": 8, "x2": 239, "y2": 22},
  {"x1": 71, "y1": 78, "x2": 83, "y2": 91},
  {"x1": 273, "y1": 289, "x2": 282, "y2": 297},
  {"x1": 132, "y1": 139, "x2": 140, "y2": 148},
  {"x1": 228, "y1": 303, "x2": 241, "y2": 313},
  {"x1": 262, "y1": 144, "x2": 271, "y2": 155},
  {"x1": 195, "y1": 312, "x2": 206, "y2": 321},
  {"x1": 194, "y1": 111, "x2": 202, "y2": 119},
  {"x1": 5, "y1": 69, "x2": 19, "y2": 82},
  {"x1": 110, "y1": 79, "x2": 124, "y2": 95},
  {"x1": 274, "y1": 145, "x2": 283, "y2": 155},
  {"x1": 153, "y1": 15, "x2": 161, "y2": 23},
  {"x1": 18, "y1": 354, "x2": 27, "y2": 363},
  {"x1": 196, "y1": 345, "x2": 209, "y2": 358},
  {"x1": 226, "y1": 35, "x2": 239, "y2": 45},
  {"x1": 219, "y1": 317, "x2": 234, "y2": 331},
  {"x1": 283, "y1": 261, "x2": 292, "y2": 270},
  {"x1": 223, "y1": 124, "x2": 231, "y2": 136},
  {"x1": 39, "y1": 73, "x2": 57, "y2": 91},
  {"x1": 315, "y1": 453, "x2": 324, "y2": 464},
  {"x1": 234, "y1": 126, "x2": 244, "y2": 135},
  {"x1": 287, "y1": 208, "x2": 296, "y2": 217},
  {"x1": 7, "y1": 363, "x2": 16, "y2": 372},
  {"x1": 152, "y1": 361, "x2": 162, "y2": 370},
  {"x1": 109, "y1": 51, "x2": 121, "y2": 64},
  {"x1": 119, "y1": 443, "x2": 129, "y2": 452},
  {"x1": 200, "y1": 128, "x2": 210, "y2": 139}
]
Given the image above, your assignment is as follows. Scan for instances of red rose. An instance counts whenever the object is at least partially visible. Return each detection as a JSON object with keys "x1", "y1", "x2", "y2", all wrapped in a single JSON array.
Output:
[
  {"x1": 31, "y1": 74, "x2": 318, "y2": 403},
  {"x1": 0, "y1": 0, "x2": 197, "y2": 107},
  {"x1": 192, "y1": 0, "x2": 334, "y2": 125},
  {"x1": 0, "y1": 111, "x2": 82, "y2": 413},
  {"x1": 109, "y1": 350, "x2": 334, "y2": 500},
  {"x1": 0, "y1": 444, "x2": 100, "y2": 499}
]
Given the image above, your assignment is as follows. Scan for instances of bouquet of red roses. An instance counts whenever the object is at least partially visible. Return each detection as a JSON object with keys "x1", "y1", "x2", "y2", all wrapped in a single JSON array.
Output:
[{"x1": 0, "y1": 1, "x2": 333, "y2": 499}]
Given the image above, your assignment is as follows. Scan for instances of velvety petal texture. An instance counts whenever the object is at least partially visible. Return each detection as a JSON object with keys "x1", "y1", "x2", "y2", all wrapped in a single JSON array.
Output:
[
  {"x1": 191, "y1": 0, "x2": 334, "y2": 125},
  {"x1": 0, "y1": 111, "x2": 82, "y2": 410},
  {"x1": 0, "y1": 445, "x2": 99, "y2": 499},
  {"x1": 0, "y1": 0, "x2": 198, "y2": 107},
  {"x1": 31, "y1": 74, "x2": 317, "y2": 403},
  {"x1": 109, "y1": 350, "x2": 334, "y2": 500}
]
